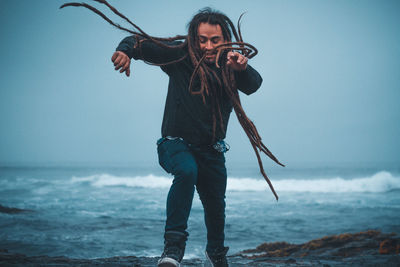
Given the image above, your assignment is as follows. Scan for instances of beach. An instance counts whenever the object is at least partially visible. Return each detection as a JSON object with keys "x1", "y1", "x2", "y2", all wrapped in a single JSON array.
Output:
[
  {"x1": 1, "y1": 229, "x2": 399, "y2": 266},
  {"x1": 0, "y1": 162, "x2": 399, "y2": 266}
]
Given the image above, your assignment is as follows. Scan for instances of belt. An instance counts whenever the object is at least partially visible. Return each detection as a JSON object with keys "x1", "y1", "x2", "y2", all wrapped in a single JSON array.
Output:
[{"x1": 156, "y1": 136, "x2": 230, "y2": 153}]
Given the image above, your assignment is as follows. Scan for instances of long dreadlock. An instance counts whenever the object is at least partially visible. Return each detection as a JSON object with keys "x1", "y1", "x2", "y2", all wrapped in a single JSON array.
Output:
[{"x1": 60, "y1": 0, "x2": 284, "y2": 200}]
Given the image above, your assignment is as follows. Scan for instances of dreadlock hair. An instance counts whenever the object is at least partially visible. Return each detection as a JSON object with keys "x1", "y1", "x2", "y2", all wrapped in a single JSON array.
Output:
[
  {"x1": 186, "y1": 8, "x2": 237, "y2": 142},
  {"x1": 188, "y1": 8, "x2": 232, "y2": 47},
  {"x1": 60, "y1": 0, "x2": 284, "y2": 201}
]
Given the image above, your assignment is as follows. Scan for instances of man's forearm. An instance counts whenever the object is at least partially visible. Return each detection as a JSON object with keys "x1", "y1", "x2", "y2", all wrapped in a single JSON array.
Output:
[
  {"x1": 116, "y1": 36, "x2": 185, "y2": 64},
  {"x1": 235, "y1": 65, "x2": 263, "y2": 95}
]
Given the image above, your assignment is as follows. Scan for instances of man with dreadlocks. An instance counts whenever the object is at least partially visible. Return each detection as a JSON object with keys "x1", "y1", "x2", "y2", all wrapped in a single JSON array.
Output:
[
  {"x1": 60, "y1": 0, "x2": 284, "y2": 265},
  {"x1": 112, "y1": 8, "x2": 262, "y2": 267}
]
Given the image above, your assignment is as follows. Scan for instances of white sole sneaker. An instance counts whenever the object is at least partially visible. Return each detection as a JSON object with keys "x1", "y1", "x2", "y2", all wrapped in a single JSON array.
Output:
[{"x1": 157, "y1": 256, "x2": 181, "y2": 267}]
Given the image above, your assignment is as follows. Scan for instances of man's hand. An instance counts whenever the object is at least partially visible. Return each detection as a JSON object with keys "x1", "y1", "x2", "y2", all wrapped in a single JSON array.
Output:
[
  {"x1": 226, "y1": 51, "x2": 248, "y2": 71},
  {"x1": 111, "y1": 51, "x2": 131, "y2": 77}
]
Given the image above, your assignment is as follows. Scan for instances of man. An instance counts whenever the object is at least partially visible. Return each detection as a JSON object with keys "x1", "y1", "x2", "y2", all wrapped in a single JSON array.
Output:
[{"x1": 111, "y1": 8, "x2": 262, "y2": 267}]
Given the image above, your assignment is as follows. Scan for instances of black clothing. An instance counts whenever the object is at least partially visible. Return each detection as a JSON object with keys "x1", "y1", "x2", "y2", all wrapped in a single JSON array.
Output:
[
  {"x1": 116, "y1": 35, "x2": 263, "y2": 263},
  {"x1": 116, "y1": 36, "x2": 262, "y2": 145},
  {"x1": 157, "y1": 137, "x2": 227, "y2": 251},
  {"x1": 158, "y1": 230, "x2": 187, "y2": 266}
]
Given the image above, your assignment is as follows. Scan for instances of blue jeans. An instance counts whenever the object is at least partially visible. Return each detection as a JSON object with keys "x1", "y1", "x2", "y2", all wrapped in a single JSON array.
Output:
[{"x1": 157, "y1": 137, "x2": 227, "y2": 252}]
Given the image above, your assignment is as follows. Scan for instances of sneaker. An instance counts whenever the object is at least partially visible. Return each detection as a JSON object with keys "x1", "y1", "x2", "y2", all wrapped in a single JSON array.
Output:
[
  {"x1": 157, "y1": 255, "x2": 181, "y2": 267},
  {"x1": 205, "y1": 247, "x2": 229, "y2": 267},
  {"x1": 157, "y1": 231, "x2": 187, "y2": 267}
]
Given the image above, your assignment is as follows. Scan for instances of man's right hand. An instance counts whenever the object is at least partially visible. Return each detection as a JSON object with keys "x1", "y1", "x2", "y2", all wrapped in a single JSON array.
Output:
[{"x1": 111, "y1": 51, "x2": 131, "y2": 77}]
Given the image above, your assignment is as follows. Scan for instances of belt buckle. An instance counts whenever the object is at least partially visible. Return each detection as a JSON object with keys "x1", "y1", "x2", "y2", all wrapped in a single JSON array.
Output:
[{"x1": 213, "y1": 140, "x2": 230, "y2": 153}]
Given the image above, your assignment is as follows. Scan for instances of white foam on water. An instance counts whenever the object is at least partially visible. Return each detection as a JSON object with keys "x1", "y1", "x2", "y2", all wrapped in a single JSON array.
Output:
[
  {"x1": 71, "y1": 173, "x2": 172, "y2": 189},
  {"x1": 70, "y1": 171, "x2": 400, "y2": 193},
  {"x1": 229, "y1": 171, "x2": 400, "y2": 193},
  {"x1": 278, "y1": 171, "x2": 400, "y2": 193}
]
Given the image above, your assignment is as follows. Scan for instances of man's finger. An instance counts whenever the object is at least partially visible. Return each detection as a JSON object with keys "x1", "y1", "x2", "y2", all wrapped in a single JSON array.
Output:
[
  {"x1": 111, "y1": 52, "x2": 118, "y2": 62},
  {"x1": 114, "y1": 54, "x2": 122, "y2": 67},
  {"x1": 126, "y1": 67, "x2": 130, "y2": 77},
  {"x1": 119, "y1": 62, "x2": 128, "y2": 73},
  {"x1": 122, "y1": 60, "x2": 130, "y2": 72},
  {"x1": 115, "y1": 56, "x2": 126, "y2": 70}
]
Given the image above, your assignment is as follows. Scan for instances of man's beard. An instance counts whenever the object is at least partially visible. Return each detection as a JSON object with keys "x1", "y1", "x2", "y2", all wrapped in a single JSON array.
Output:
[{"x1": 200, "y1": 50, "x2": 217, "y2": 65}]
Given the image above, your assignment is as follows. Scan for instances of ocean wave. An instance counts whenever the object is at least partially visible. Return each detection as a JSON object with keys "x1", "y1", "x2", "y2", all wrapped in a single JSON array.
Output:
[
  {"x1": 71, "y1": 174, "x2": 172, "y2": 189},
  {"x1": 232, "y1": 171, "x2": 400, "y2": 193},
  {"x1": 70, "y1": 171, "x2": 400, "y2": 193}
]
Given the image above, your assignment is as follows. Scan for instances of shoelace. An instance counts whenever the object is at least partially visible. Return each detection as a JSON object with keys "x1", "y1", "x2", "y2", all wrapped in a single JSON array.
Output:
[{"x1": 162, "y1": 243, "x2": 184, "y2": 261}]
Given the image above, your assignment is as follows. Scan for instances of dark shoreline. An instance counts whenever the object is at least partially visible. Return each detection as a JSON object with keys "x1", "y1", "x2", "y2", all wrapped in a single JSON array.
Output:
[{"x1": 1, "y1": 230, "x2": 399, "y2": 266}]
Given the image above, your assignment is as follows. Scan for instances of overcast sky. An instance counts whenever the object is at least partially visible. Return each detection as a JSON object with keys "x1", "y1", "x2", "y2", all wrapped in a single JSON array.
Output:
[{"x1": 0, "y1": 0, "x2": 399, "y2": 167}]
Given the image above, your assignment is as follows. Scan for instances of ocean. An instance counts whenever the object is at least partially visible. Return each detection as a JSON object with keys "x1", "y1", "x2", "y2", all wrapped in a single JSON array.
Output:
[{"x1": 1, "y1": 162, "x2": 399, "y2": 260}]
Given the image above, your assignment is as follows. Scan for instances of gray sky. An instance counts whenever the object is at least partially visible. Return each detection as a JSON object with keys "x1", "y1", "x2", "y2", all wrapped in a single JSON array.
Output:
[{"x1": 0, "y1": 0, "x2": 399, "y2": 167}]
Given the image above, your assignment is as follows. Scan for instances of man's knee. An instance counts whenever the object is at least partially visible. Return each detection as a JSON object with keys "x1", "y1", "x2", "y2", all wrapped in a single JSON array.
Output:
[
  {"x1": 200, "y1": 194, "x2": 226, "y2": 211},
  {"x1": 173, "y1": 162, "x2": 198, "y2": 186}
]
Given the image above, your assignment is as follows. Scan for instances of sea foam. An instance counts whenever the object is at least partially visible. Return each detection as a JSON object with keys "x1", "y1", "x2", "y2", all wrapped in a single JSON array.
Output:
[
  {"x1": 71, "y1": 171, "x2": 400, "y2": 193},
  {"x1": 272, "y1": 171, "x2": 400, "y2": 193},
  {"x1": 71, "y1": 174, "x2": 172, "y2": 189}
]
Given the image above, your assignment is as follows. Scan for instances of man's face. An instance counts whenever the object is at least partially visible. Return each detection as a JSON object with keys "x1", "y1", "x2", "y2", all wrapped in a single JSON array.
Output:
[{"x1": 197, "y1": 22, "x2": 226, "y2": 63}]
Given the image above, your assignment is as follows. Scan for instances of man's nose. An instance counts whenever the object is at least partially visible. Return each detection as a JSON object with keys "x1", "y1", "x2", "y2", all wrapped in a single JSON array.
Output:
[{"x1": 205, "y1": 41, "x2": 213, "y2": 50}]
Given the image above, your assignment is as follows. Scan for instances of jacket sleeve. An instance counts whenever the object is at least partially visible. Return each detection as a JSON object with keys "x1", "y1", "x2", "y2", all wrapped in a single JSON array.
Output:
[
  {"x1": 234, "y1": 64, "x2": 263, "y2": 95},
  {"x1": 116, "y1": 35, "x2": 186, "y2": 65}
]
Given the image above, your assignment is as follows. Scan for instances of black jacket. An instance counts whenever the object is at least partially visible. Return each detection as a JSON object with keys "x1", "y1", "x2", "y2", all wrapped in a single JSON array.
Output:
[{"x1": 116, "y1": 36, "x2": 263, "y2": 145}]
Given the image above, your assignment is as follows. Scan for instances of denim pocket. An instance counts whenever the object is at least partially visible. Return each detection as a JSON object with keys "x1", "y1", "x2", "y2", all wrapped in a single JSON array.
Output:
[
  {"x1": 157, "y1": 140, "x2": 172, "y2": 173},
  {"x1": 157, "y1": 138, "x2": 190, "y2": 174}
]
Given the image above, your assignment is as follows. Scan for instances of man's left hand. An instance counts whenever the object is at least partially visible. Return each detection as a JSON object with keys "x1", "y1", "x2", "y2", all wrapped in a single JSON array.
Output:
[{"x1": 226, "y1": 51, "x2": 248, "y2": 71}]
